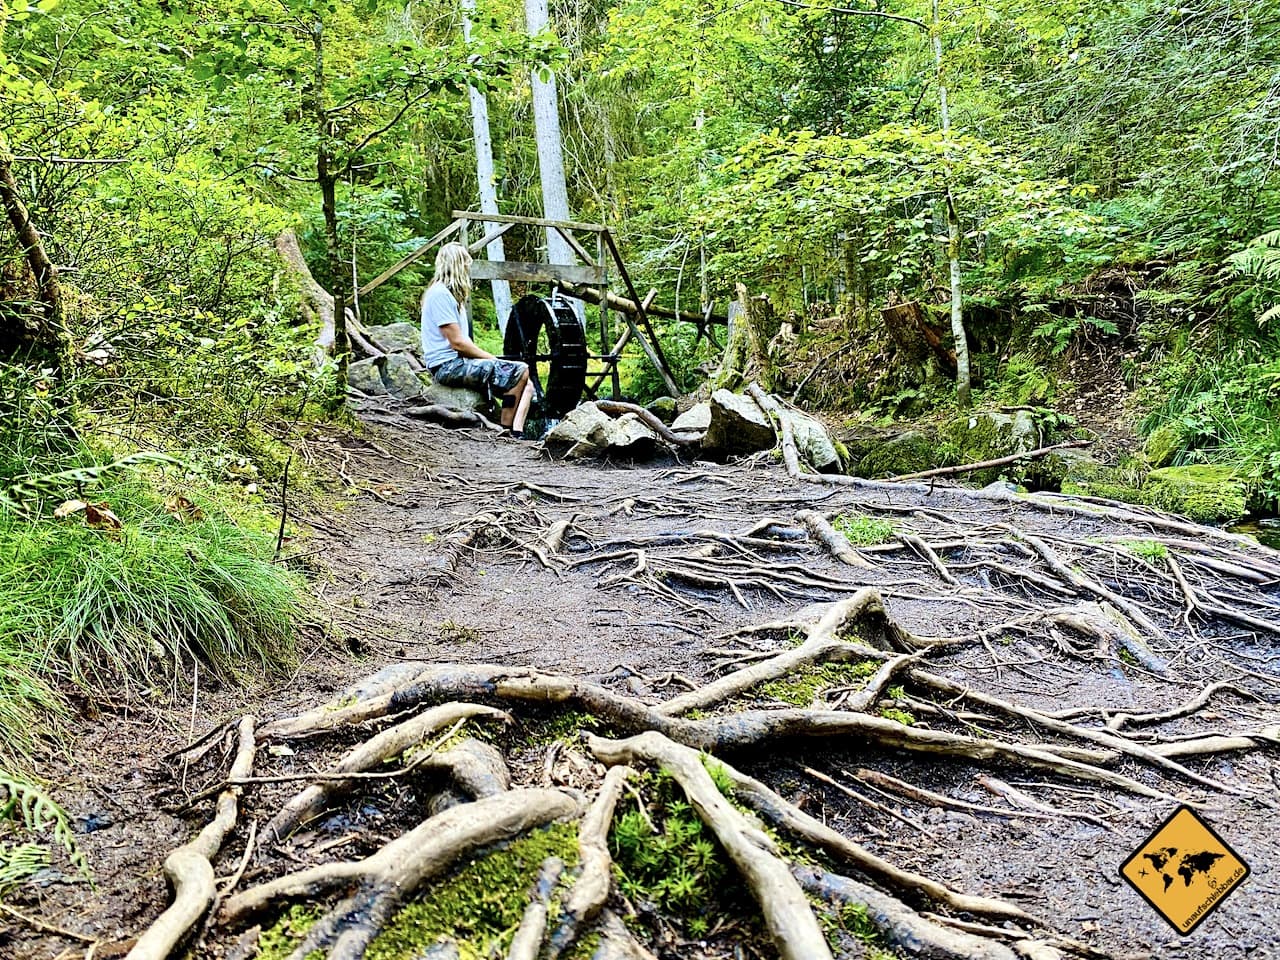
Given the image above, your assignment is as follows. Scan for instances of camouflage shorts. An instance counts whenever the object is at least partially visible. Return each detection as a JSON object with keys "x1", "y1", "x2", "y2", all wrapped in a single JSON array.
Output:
[{"x1": 431, "y1": 357, "x2": 528, "y2": 395}]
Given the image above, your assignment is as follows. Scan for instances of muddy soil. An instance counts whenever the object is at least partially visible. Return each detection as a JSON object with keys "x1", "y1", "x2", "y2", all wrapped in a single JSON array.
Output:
[{"x1": 4, "y1": 410, "x2": 1279, "y2": 960}]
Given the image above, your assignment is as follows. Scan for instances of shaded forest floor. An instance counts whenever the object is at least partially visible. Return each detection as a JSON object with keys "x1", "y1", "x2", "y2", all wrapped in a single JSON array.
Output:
[{"x1": 5, "y1": 407, "x2": 1280, "y2": 960}]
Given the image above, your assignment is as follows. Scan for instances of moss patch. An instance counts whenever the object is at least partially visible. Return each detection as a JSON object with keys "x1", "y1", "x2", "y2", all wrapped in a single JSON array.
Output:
[
  {"x1": 854, "y1": 431, "x2": 940, "y2": 478},
  {"x1": 758, "y1": 661, "x2": 880, "y2": 706},
  {"x1": 1143, "y1": 464, "x2": 1247, "y2": 522},
  {"x1": 256, "y1": 823, "x2": 579, "y2": 960},
  {"x1": 1142, "y1": 421, "x2": 1185, "y2": 467}
]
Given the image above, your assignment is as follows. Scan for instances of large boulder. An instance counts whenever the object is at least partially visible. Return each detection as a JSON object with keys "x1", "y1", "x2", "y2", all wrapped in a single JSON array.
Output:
[
  {"x1": 777, "y1": 408, "x2": 841, "y2": 473},
  {"x1": 420, "y1": 375, "x2": 489, "y2": 413},
  {"x1": 1143, "y1": 465, "x2": 1247, "y2": 522},
  {"x1": 702, "y1": 389, "x2": 775, "y2": 457},
  {"x1": 369, "y1": 321, "x2": 422, "y2": 356},
  {"x1": 348, "y1": 357, "x2": 389, "y2": 396},
  {"x1": 854, "y1": 431, "x2": 938, "y2": 478},
  {"x1": 544, "y1": 403, "x2": 663, "y2": 459},
  {"x1": 942, "y1": 410, "x2": 1043, "y2": 484},
  {"x1": 1142, "y1": 422, "x2": 1185, "y2": 468},
  {"x1": 382, "y1": 352, "x2": 425, "y2": 400},
  {"x1": 671, "y1": 402, "x2": 712, "y2": 438},
  {"x1": 1029, "y1": 446, "x2": 1099, "y2": 491}
]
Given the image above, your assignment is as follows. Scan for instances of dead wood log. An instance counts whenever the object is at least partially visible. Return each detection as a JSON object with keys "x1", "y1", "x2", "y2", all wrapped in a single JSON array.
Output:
[
  {"x1": 553, "y1": 281, "x2": 728, "y2": 326},
  {"x1": 263, "y1": 703, "x2": 509, "y2": 842},
  {"x1": 276, "y1": 230, "x2": 335, "y2": 360},
  {"x1": 887, "y1": 441, "x2": 1093, "y2": 483},
  {"x1": 127, "y1": 716, "x2": 257, "y2": 960},
  {"x1": 587, "y1": 731, "x2": 834, "y2": 960},
  {"x1": 795, "y1": 865, "x2": 1018, "y2": 960},
  {"x1": 545, "y1": 765, "x2": 631, "y2": 959}
]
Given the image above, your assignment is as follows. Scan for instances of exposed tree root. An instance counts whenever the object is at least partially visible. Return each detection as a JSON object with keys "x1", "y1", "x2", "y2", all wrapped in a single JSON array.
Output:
[
  {"x1": 132, "y1": 563, "x2": 1279, "y2": 960},
  {"x1": 588, "y1": 731, "x2": 835, "y2": 960},
  {"x1": 126, "y1": 716, "x2": 256, "y2": 960}
]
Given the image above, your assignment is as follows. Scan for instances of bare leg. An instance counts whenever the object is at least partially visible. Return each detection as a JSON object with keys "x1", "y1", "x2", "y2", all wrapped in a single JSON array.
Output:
[
  {"x1": 501, "y1": 370, "x2": 531, "y2": 430},
  {"x1": 512, "y1": 382, "x2": 535, "y2": 434}
]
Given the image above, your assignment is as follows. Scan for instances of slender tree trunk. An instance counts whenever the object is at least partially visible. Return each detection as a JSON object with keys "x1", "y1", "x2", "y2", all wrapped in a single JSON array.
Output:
[
  {"x1": 931, "y1": 0, "x2": 971, "y2": 407},
  {"x1": 312, "y1": 22, "x2": 348, "y2": 398},
  {"x1": 524, "y1": 0, "x2": 575, "y2": 271},
  {"x1": 0, "y1": 158, "x2": 71, "y2": 363},
  {"x1": 462, "y1": 0, "x2": 513, "y2": 333}
]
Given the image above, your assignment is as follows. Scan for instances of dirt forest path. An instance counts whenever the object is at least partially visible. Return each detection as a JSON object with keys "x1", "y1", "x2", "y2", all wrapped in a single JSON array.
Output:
[{"x1": 10, "y1": 410, "x2": 1280, "y2": 960}]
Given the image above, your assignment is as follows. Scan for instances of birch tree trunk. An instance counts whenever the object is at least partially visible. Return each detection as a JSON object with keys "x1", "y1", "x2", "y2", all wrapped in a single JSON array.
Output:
[
  {"x1": 931, "y1": 0, "x2": 971, "y2": 407},
  {"x1": 462, "y1": 0, "x2": 512, "y2": 333},
  {"x1": 525, "y1": 0, "x2": 575, "y2": 270}
]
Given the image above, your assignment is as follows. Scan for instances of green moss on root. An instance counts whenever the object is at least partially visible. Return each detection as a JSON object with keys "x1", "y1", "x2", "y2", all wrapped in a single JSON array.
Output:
[
  {"x1": 255, "y1": 822, "x2": 580, "y2": 960},
  {"x1": 758, "y1": 661, "x2": 880, "y2": 706}
]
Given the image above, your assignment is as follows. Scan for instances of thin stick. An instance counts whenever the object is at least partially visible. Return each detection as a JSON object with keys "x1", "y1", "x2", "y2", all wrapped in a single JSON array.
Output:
[{"x1": 887, "y1": 440, "x2": 1092, "y2": 483}]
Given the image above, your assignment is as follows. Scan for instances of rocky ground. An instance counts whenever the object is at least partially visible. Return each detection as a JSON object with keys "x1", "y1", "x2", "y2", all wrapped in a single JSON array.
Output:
[{"x1": 4, "y1": 406, "x2": 1279, "y2": 960}]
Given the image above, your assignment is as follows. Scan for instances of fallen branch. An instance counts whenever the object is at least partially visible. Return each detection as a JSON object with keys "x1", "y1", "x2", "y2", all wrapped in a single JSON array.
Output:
[{"x1": 887, "y1": 440, "x2": 1093, "y2": 483}]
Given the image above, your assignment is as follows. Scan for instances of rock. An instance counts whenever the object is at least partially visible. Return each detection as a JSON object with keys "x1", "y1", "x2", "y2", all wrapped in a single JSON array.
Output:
[
  {"x1": 368, "y1": 321, "x2": 422, "y2": 356},
  {"x1": 545, "y1": 403, "x2": 617, "y2": 458},
  {"x1": 645, "y1": 396, "x2": 678, "y2": 424},
  {"x1": 1030, "y1": 446, "x2": 1098, "y2": 491},
  {"x1": 348, "y1": 357, "x2": 388, "y2": 396},
  {"x1": 943, "y1": 409, "x2": 1044, "y2": 484},
  {"x1": 671, "y1": 401, "x2": 712, "y2": 436},
  {"x1": 382, "y1": 352, "x2": 425, "y2": 400},
  {"x1": 419, "y1": 375, "x2": 489, "y2": 413},
  {"x1": 544, "y1": 403, "x2": 662, "y2": 459},
  {"x1": 1142, "y1": 421, "x2": 1184, "y2": 467},
  {"x1": 854, "y1": 431, "x2": 938, "y2": 478},
  {"x1": 702, "y1": 389, "x2": 775, "y2": 456},
  {"x1": 1143, "y1": 464, "x2": 1247, "y2": 522},
  {"x1": 608, "y1": 413, "x2": 662, "y2": 457},
  {"x1": 777, "y1": 407, "x2": 841, "y2": 473},
  {"x1": 1060, "y1": 459, "x2": 1147, "y2": 504}
]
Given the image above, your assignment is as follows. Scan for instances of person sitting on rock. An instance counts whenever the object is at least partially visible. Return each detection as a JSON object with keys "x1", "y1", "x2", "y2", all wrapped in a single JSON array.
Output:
[{"x1": 421, "y1": 242, "x2": 535, "y2": 436}]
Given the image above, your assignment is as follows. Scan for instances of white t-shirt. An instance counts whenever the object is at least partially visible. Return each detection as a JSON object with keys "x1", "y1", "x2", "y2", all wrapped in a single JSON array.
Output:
[{"x1": 420, "y1": 282, "x2": 466, "y2": 369}]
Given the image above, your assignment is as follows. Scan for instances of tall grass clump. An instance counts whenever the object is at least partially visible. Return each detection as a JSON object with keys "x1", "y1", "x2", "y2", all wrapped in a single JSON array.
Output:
[{"x1": 0, "y1": 473, "x2": 302, "y2": 767}]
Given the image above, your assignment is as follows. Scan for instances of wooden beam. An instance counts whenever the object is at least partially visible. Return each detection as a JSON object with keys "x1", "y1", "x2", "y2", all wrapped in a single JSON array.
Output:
[
  {"x1": 357, "y1": 218, "x2": 464, "y2": 297},
  {"x1": 553, "y1": 225, "x2": 599, "y2": 267},
  {"x1": 467, "y1": 221, "x2": 516, "y2": 255},
  {"x1": 469, "y1": 260, "x2": 605, "y2": 285},
  {"x1": 602, "y1": 230, "x2": 680, "y2": 395},
  {"x1": 554, "y1": 282, "x2": 729, "y2": 326},
  {"x1": 451, "y1": 210, "x2": 606, "y2": 234}
]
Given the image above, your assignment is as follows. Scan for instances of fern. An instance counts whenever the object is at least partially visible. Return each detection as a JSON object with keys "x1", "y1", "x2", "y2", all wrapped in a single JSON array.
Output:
[
  {"x1": 1228, "y1": 230, "x2": 1280, "y2": 282},
  {"x1": 0, "y1": 773, "x2": 91, "y2": 883},
  {"x1": 0, "y1": 842, "x2": 51, "y2": 894}
]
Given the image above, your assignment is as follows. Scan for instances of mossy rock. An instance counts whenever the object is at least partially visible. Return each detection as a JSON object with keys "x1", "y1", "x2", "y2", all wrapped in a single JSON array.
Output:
[
  {"x1": 1029, "y1": 447, "x2": 1098, "y2": 491},
  {"x1": 942, "y1": 409, "x2": 1042, "y2": 484},
  {"x1": 646, "y1": 396, "x2": 678, "y2": 424},
  {"x1": 1142, "y1": 464, "x2": 1247, "y2": 522},
  {"x1": 1059, "y1": 457, "x2": 1148, "y2": 504},
  {"x1": 853, "y1": 431, "x2": 939, "y2": 478},
  {"x1": 1142, "y1": 422, "x2": 1185, "y2": 468}
]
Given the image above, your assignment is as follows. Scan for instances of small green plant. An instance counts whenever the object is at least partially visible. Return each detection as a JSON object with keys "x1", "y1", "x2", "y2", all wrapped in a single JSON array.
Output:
[
  {"x1": 1120, "y1": 539, "x2": 1169, "y2": 562},
  {"x1": 758, "y1": 661, "x2": 879, "y2": 706},
  {"x1": 833, "y1": 514, "x2": 896, "y2": 546},
  {"x1": 0, "y1": 773, "x2": 91, "y2": 897},
  {"x1": 437, "y1": 620, "x2": 481, "y2": 644},
  {"x1": 610, "y1": 770, "x2": 742, "y2": 926},
  {"x1": 879, "y1": 706, "x2": 916, "y2": 726}
]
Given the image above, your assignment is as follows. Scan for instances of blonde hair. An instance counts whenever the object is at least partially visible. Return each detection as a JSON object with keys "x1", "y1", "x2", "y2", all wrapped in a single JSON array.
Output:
[{"x1": 432, "y1": 242, "x2": 473, "y2": 303}]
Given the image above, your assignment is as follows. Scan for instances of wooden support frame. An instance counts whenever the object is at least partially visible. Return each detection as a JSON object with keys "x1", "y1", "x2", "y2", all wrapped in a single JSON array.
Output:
[{"x1": 352, "y1": 210, "x2": 684, "y2": 397}]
